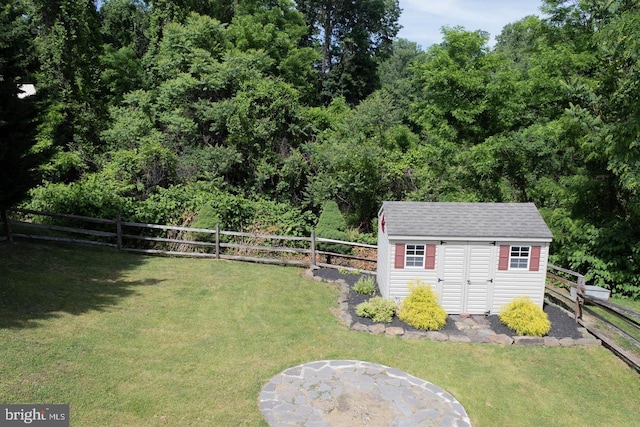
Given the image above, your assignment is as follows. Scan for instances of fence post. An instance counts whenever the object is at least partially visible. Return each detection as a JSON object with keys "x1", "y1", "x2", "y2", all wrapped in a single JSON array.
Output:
[
  {"x1": 2, "y1": 210, "x2": 12, "y2": 242},
  {"x1": 116, "y1": 213, "x2": 123, "y2": 251},
  {"x1": 215, "y1": 224, "x2": 220, "y2": 259},
  {"x1": 310, "y1": 229, "x2": 316, "y2": 268},
  {"x1": 575, "y1": 275, "x2": 585, "y2": 321}
]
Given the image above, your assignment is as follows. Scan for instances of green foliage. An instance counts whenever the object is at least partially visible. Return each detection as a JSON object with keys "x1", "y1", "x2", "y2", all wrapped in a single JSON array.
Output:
[
  {"x1": 27, "y1": 177, "x2": 129, "y2": 221},
  {"x1": 32, "y1": 0, "x2": 106, "y2": 172},
  {"x1": 305, "y1": 93, "x2": 418, "y2": 228},
  {"x1": 355, "y1": 296, "x2": 397, "y2": 323},
  {"x1": 398, "y1": 280, "x2": 447, "y2": 331},
  {"x1": 11, "y1": 0, "x2": 640, "y2": 299},
  {"x1": 250, "y1": 198, "x2": 315, "y2": 237},
  {"x1": 412, "y1": 27, "x2": 506, "y2": 145},
  {"x1": 101, "y1": 140, "x2": 178, "y2": 200},
  {"x1": 0, "y1": 0, "x2": 50, "y2": 212},
  {"x1": 499, "y1": 297, "x2": 551, "y2": 337},
  {"x1": 228, "y1": 0, "x2": 316, "y2": 97},
  {"x1": 130, "y1": 184, "x2": 212, "y2": 225},
  {"x1": 297, "y1": 0, "x2": 401, "y2": 104},
  {"x1": 377, "y1": 39, "x2": 424, "y2": 118},
  {"x1": 353, "y1": 276, "x2": 376, "y2": 295},
  {"x1": 315, "y1": 200, "x2": 350, "y2": 255},
  {"x1": 316, "y1": 200, "x2": 346, "y2": 232},
  {"x1": 99, "y1": 0, "x2": 150, "y2": 55},
  {"x1": 100, "y1": 45, "x2": 145, "y2": 105},
  {"x1": 176, "y1": 145, "x2": 243, "y2": 186},
  {"x1": 190, "y1": 205, "x2": 221, "y2": 242}
]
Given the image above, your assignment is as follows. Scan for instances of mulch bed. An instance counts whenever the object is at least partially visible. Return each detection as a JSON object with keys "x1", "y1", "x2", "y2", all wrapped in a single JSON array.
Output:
[{"x1": 314, "y1": 268, "x2": 584, "y2": 339}]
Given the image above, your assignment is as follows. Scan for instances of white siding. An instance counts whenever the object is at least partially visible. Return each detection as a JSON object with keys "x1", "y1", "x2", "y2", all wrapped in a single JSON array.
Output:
[
  {"x1": 383, "y1": 240, "x2": 549, "y2": 315},
  {"x1": 376, "y1": 218, "x2": 390, "y2": 298},
  {"x1": 387, "y1": 240, "x2": 439, "y2": 302},
  {"x1": 490, "y1": 242, "x2": 549, "y2": 313}
]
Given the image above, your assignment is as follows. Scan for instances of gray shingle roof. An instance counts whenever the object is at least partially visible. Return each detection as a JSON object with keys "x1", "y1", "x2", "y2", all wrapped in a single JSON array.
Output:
[{"x1": 380, "y1": 202, "x2": 553, "y2": 240}]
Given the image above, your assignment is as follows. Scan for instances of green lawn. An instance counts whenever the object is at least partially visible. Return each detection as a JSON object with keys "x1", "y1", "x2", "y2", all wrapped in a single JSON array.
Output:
[
  {"x1": 611, "y1": 297, "x2": 640, "y2": 313},
  {"x1": 586, "y1": 297, "x2": 640, "y2": 357},
  {"x1": 1, "y1": 242, "x2": 639, "y2": 426}
]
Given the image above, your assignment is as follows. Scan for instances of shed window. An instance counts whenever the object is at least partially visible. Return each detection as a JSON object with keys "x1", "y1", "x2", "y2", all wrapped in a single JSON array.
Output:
[
  {"x1": 510, "y1": 246, "x2": 530, "y2": 269},
  {"x1": 405, "y1": 244, "x2": 425, "y2": 267}
]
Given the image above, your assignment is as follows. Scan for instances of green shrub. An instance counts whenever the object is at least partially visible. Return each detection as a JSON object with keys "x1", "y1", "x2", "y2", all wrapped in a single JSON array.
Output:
[
  {"x1": 338, "y1": 268, "x2": 359, "y2": 275},
  {"x1": 499, "y1": 297, "x2": 551, "y2": 337},
  {"x1": 354, "y1": 276, "x2": 376, "y2": 295},
  {"x1": 27, "y1": 177, "x2": 129, "y2": 221},
  {"x1": 356, "y1": 297, "x2": 397, "y2": 323},
  {"x1": 191, "y1": 205, "x2": 221, "y2": 242},
  {"x1": 315, "y1": 200, "x2": 351, "y2": 255},
  {"x1": 398, "y1": 280, "x2": 447, "y2": 331}
]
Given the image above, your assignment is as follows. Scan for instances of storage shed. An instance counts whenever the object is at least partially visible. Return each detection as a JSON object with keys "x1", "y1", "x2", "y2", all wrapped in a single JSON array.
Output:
[{"x1": 377, "y1": 202, "x2": 553, "y2": 314}]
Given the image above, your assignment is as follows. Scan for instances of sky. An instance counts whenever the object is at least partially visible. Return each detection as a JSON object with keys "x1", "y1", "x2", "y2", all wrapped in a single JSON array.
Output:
[{"x1": 397, "y1": 0, "x2": 546, "y2": 49}]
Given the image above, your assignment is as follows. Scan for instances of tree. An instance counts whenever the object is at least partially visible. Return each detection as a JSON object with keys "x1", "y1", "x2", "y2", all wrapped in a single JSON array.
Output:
[
  {"x1": 305, "y1": 92, "x2": 418, "y2": 228},
  {"x1": 228, "y1": 0, "x2": 319, "y2": 102},
  {"x1": 555, "y1": 2, "x2": 640, "y2": 297},
  {"x1": 412, "y1": 27, "x2": 517, "y2": 146},
  {"x1": 315, "y1": 200, "x2": 350, "y2": 261},
  {"x1": 377, "y1": 38, "x2": 424, "y2": 122},
  {"x1": 99, "y1": 0, "x2": 150, "y2": 56},
  {"x1": 28, "y1": 0, "x2": 106, "y2": 182},
  {"x1": 297, "y1": 0, "x2": 401, "y2": 105},
  {"x1": 0, "y1": 0, "x2": 50, "y2": 234}
]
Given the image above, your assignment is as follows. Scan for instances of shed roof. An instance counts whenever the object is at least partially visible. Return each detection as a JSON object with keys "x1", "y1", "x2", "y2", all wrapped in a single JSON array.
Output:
[{"x1": 380, "y1": 202, "x2": 553, "y2": 240}]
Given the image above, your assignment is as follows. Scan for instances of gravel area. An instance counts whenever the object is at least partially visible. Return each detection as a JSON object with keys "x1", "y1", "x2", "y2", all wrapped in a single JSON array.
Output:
[{"x1": 315, "y1": 268, "x2": 584, "y2": 339}]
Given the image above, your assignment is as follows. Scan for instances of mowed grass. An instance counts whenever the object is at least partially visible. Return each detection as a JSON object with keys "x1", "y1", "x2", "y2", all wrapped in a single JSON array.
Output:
[{"x1": 1, "y1": 243, "x2": 639, "y2": 426}]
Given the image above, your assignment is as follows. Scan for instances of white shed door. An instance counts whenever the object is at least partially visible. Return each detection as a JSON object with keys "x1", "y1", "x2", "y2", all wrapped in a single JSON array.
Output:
[
  {"x1": 439, "y1": 243, "x2": 466, "y2": 313},
  {"x1": 438, "y1": 242, "x2": 496, "y2": 314},
  {"x1": 465, "y1": 245, "x2": 494, "y2": 313}
]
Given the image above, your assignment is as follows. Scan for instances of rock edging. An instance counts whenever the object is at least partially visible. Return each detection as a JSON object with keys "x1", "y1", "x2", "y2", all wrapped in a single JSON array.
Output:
[{"x1": 307, "y1": 269, "x2": 600, "y2": 347}]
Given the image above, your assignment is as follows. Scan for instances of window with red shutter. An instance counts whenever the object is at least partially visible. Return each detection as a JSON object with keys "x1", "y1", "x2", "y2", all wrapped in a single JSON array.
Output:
[{"x1": 498, "y1": 245, "x2": 541, "y2": 271}]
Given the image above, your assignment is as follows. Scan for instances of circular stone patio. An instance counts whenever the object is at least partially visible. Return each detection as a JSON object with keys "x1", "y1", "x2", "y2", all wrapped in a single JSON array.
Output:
[{"x1": 259, "y1": 360, "x2": 471, "y2": 427}]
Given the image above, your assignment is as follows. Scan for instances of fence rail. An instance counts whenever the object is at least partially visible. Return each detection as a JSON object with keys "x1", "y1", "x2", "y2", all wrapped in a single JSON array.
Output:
[
  {"x1": 3, "y1": 208, "x2": 640, "y2": 370},
  {"x1": 546, "y1": 264, "x2": 640, "y2": 373},
  {"x1": 3, "y1": 209, "x2": 377, "y2": 272}
]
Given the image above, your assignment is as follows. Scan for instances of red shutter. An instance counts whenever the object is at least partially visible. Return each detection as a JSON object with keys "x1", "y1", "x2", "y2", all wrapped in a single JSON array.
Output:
[
  {"x1": 425, "y1": 244, "x2": 436, "y2": 270},
  {"x1": 394, "y1": 243, "x2": 405, "y2": 269},
  {"x1": 529, "y1": 246, "x2": 541, "y2": 271},
  {"x1": 498, "y1": 245, "x2": 510, "y2": 270}
]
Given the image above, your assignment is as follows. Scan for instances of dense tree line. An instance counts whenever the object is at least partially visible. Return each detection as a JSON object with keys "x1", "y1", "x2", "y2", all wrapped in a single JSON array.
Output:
[{"x1": 1, "y1": 0, "x2": 639, "y2": 298}]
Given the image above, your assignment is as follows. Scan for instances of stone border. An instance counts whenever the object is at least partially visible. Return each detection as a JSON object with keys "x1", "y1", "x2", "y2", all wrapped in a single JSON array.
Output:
[
  {"x1": 259, "y1": 360, "x2": 472, "y2": 427},
  {"x1": 306, "y1": 269, "x2": 601, "y2": 347}
]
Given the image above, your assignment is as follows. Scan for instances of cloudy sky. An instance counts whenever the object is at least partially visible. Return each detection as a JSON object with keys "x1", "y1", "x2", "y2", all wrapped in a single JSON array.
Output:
[{"x1": 397, "y1": 0, "x2": 546, "y2": 49}]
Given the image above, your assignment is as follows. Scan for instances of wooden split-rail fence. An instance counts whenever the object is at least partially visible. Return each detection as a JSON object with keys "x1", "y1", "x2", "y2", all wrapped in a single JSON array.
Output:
[
  {"x1": 3, "y1": 208, "x2": 640, "y2": 371},
  {"x1": 1, "y1": 208, "x2": 377, "y2": 272},
  {"x1": 546, "y1": 264, "x2": 640, "y2": 373}
]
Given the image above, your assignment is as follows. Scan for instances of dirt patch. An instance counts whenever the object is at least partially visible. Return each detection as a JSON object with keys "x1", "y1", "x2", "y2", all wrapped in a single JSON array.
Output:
[{"x1": 320, "y1": 391, "x2": 395, "y2": 427}]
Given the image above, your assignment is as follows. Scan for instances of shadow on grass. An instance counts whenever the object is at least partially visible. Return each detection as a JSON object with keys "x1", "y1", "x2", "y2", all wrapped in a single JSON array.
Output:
[{"x1": 0, "y1": 241, "x2": 160, "y2": 329}]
